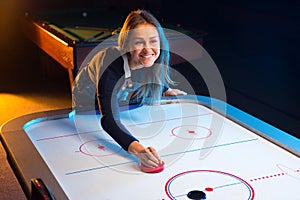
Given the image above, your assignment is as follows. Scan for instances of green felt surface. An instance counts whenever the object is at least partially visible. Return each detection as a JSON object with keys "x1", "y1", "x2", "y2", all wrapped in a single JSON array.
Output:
[{"x1": 33, "y1": 8, "x2": 199, "y2": 43}]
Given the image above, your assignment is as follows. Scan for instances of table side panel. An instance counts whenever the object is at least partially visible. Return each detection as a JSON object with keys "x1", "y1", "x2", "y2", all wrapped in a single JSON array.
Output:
[
  {"x1": 0, "y1": 109, "x2": 71, "y2": 200},
  {"x1": 22, "y1": 18, "x2": 74, "y2": 70}
]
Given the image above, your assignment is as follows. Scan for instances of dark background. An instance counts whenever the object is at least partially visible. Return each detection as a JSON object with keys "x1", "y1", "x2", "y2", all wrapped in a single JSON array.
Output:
[{"x1": 1, "y1": 0, "x2": 299, "y2": 138}]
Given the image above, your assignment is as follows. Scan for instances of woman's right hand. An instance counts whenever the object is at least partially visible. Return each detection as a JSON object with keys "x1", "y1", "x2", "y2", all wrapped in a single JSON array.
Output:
[{"x1": 128, "y1": 141, "x2": 163, "y2": 168}]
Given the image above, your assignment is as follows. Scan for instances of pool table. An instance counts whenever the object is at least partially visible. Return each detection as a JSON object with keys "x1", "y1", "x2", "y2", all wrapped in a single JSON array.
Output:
[
  {"x1": 22, "y1": 8, "x2": 206, "y2": 89},
  {"x1": 1, "y1": 95, "x2": 299, "y2": 199}
]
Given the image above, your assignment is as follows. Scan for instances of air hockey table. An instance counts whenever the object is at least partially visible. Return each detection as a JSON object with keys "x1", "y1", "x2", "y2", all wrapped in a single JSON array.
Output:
[{"x1": 1, "y1": 95, "x2": 299, "y2": 200}]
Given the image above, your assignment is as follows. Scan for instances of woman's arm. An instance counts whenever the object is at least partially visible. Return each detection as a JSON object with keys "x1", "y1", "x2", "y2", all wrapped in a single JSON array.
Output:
[
  {"x1": 97, "y1": 48, "x2": 163, "y2": 167},
  {"x1": 98, "y1": 65, "x2": 162, "y2": 167},
  {"x1": 97, "y1": 54, "x2": 139, "y2": 151}
]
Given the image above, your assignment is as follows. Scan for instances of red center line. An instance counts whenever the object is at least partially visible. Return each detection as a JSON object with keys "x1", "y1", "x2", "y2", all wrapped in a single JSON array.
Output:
[
  {"x1": 35, "y1": 130, "x2": 104, "y2": 141},
  {"x1": 125, "y1": 112, "x2": 212, "y2": 127},
  {"x1": 35, "y1": 112, "x2": 213, "y2": 141}
]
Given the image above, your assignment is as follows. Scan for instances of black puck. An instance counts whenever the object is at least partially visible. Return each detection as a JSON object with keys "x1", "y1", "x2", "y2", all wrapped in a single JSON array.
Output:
[{"x1": 187, "y1": 190, "x2": 206, "y2": 199}]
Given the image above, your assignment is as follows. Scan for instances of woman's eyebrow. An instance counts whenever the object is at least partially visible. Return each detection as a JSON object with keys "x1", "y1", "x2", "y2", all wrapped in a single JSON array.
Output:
[
  {"x1": 133, "y1": 37, "x2": 144, "y2": 40},
  {"x1": 133, "y1": 36, "x2": 159, "y2": 40},
  {"x1": 150, "y1": 36, "x2": 159, "y2": 39}
]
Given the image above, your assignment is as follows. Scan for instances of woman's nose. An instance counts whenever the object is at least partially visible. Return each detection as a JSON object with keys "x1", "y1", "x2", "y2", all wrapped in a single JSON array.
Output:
[
  {"x1": 142, "y1": 45, "x2": 151, "y2": 53},
  {"x1": 144, "y1": 41, "x2": 153, "y2": 49}
]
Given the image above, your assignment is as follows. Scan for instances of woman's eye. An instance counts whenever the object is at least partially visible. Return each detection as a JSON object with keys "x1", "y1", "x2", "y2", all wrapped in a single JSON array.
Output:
[
  {"x1": 150, "y1": 39, "x2": 158, "y2": 44},
  {"x1": 135, "y1": 41, "x2": 144, "y2": 45}
]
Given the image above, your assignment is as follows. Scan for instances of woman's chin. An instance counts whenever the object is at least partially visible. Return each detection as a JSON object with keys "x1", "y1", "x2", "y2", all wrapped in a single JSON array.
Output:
[
  {"x1": 140, "y1": 61, "x2": 155, "y2": 68},
  {"x1": 143, "y1": 63, "x2": 154, "y2": 68}
]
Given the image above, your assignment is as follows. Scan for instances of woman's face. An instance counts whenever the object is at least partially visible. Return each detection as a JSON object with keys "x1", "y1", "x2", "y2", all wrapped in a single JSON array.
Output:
[{"x1": 128, "y1": 24, "x2": 160, "y2": 69}]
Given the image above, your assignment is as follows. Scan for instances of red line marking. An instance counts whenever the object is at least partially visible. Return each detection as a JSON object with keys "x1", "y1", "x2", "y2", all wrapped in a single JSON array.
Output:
[
  {"x1": 250, "y1": 172, "x2": 287, "y2": 182},
  {"x1": 126, "y1": 113, "x2": 212, "y2": 127},
  {"x1": 205, "y1": 187, "x2": 213, "y2": 192},
  {"x1": 36, "y1": 129, "x2": 105, "y2": 141},
  {"x1": 35, "y1": 113, "x2": 212, "y2": 141},
  {"x1": 171, "y1": 125, "x2": 212, "y2": 140},
  {"x1": 97, "y1": 145, "x2": 106, "y2": 151}
]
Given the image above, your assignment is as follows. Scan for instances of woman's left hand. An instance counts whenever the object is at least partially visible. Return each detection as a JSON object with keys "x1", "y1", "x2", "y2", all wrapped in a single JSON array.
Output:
[{"x1": 163, "y1": 88, "x2": 187, "y2": 96}]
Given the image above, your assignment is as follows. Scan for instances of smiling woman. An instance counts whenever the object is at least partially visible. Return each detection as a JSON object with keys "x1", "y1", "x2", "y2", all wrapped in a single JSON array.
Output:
[
  {"x1": 72, "y1": 9, "x2": 186, "y2": 172},
  {"x1": 127, "y1": 24, "x2": 160, "y2": 69}
]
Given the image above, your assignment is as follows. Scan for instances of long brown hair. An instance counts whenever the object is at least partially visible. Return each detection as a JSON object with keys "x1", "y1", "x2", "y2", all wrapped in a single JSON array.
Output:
[{"x1": 118, "y1": 9, "x2": 174, "y2": 104}]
